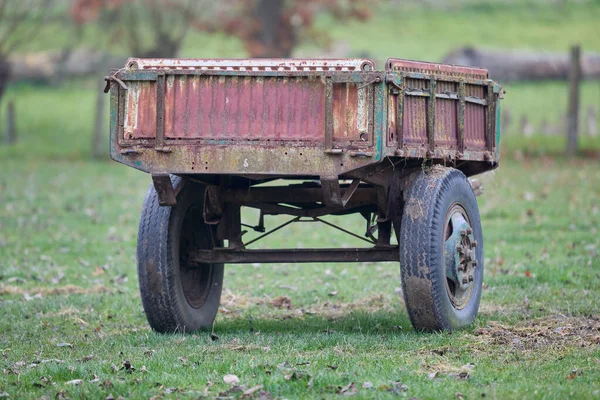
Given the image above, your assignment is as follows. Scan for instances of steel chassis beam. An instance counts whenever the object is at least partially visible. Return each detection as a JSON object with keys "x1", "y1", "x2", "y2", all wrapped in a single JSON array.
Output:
[{"x1": 189, "y1": 247, "x2": 399, "y2": 265}]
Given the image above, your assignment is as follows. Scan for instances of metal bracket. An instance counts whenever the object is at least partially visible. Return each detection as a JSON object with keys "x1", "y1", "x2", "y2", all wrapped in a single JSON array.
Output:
[
  {"x1": 120, "y1": 148, "x2": 141, "y2": 155},
  {"x1": 152, "y1": 175, "x2": 177, "y2": 206},
  {"x1": 321, "y1": 176, "x2": 342, "y2": 207},
  {"x1": 203, "y1": 185, "x2": 223, "y2": 224},
  {"x1": 320, "y1": 177, "x2": 362, "y2": 208},
  {"x1": 103, "y1": 73, "x2": 128, "y2": 93}
]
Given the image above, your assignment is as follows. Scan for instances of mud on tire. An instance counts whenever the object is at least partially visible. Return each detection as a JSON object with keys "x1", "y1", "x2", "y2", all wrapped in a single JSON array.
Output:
[
  {"x1": 137, "y1": 176, "x2": 224, "y2": 333},
  {"x1": 398, "y1": 166, "x2": 484, "y2": 331}
]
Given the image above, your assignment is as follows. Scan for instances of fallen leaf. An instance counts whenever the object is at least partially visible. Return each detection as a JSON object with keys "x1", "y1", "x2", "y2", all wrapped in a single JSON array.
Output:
[
  {"x1": 387, "y1": 382, "x2": 408, "y2": 394},
  {"x1": 362, "y1": 382, "x2": 373, "y2": 389},
  {"x1": 455, "y1": 372, "x2": 469, "y2": 380},
  {"x1": 337, "y1": 382, "x2": 357, "y2": 396},
  {"x1": 270, "y1": 296, "x2": 292, "y2": 309},
  {"x1": 101, "y1": 379, "x2": 114, "y2": 389},
  {"x1": 56, "y1": 343, "x2": 73, "y2": 348},
  {"x1": 112, "y1": 274, "x2": 128, "y2": 285},
  {"x1": 66, "y1": 379, "x2": 83, "y2": 385},
  {"x1": 92, "y1": 266, "x2": 105, "y2": 276},
  {"x1": 179, "y1": 357, "x2": 187, "y2": 365},
  {"x1": 258, "y1": 391, "x2": 273, "y2": 400},
  {"x1": 243, "y1": 384, "x2": 263, "y2": 396},
  {"x1": 328, "y1": 291, "x2": 338, "y2": 297},
  {"x1": 105, "y1": 395, "x2": 115, "y2": 400},
  {"x1": 218, "y1": 385, "x2": 244, "y2": 397},
  {"x1": 525, "y1": 270, "x2": 532, "y2": 278},
  {"x1": 51, "y1": 272, "x2": 65, "y2": 285},
  {"x1": 223, "y1": 374, "x2": 240, "y2": 385},
  {"x1": 24, "y1": 293, "x2": 42, "y2": 301},
  {"x1": 122, "y1": 360, "x2": 135, "y2": 372}
]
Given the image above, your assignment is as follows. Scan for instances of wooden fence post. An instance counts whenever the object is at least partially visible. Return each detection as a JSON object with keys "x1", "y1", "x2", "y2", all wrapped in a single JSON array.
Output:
[
  {"x1": 92, "y1": 78, "x2": 106, "y2": 159},
  {"x1": 6, "y1": 101, "x2": 15, "y2": 144},
  {"x1": 566, "y1": 45, "x2": 581, "y2": 156}
]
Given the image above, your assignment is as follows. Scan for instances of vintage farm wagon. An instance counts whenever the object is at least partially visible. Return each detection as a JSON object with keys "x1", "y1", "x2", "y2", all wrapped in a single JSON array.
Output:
[{"x1": 105, "y1": 57, "x2": 502, "y2": 332}]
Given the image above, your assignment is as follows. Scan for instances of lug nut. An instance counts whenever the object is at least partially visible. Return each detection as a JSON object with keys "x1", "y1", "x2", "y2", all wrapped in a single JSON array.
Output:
[
  {"x1": 462, "y1": 277, "x2": 469, "y2": 284},
  {"x1": 472, "y1": 240, "x2": 478, "y2": 248},
  {"x1": 468, "y1": 275, "x2": 474, "y2": 282},
  {"x1": 472, "y1": 260, "x2": 478, "y2": 267},
  {"x1": 466, "y1": 227, "x2": 473, "y2": 235},
  {"x1": 456, "y1": 244, "x2": 463, "y2": 253},
  {"x1": 460, "y1": 229, "x2": 467, "y2": 237}
]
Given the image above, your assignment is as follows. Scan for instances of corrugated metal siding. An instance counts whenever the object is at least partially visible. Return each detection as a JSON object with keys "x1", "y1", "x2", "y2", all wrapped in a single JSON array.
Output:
[
  {"x1": 464, "y1": 84, "x2": 486, "y2": 150},
  {"x1": 332, "y1": 84, "x2": 369, "y2": 143},
  {"x1": 123, "y1": 74, "x2": 369, "y2": 143},
  {"x1": 386, "y1": 58, "x2": 488, "y2": 80},
  {"x1": 403, "y1": 78, "x2": 428, "y2": 146},
  {"x1": 163, "y1": 75, "x2": 325, "y2": 140},
  {"x1": 124, "y1": 81, "x2": 157, "y2": 139},
  {"x1": 435, "y1": 81, "x2": 457, "y2": 148}
]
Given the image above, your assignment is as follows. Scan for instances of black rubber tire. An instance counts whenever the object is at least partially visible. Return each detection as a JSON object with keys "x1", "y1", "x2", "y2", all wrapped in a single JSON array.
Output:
[
  {"x1": 137, "y1": 176, "x2": 224, "y2": 333},
  {"x1": 398, "y1": 167, "x2": 483, "y2": 331}
]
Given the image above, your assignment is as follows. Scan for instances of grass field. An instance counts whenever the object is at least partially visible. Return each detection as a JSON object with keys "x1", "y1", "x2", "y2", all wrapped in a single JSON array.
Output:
[
  {"x1": 1, "y1": 1, "x2": 600, "y2": 398},
  {"x1": 1, "y1": 157, "x2": 599, "y2": 399}
]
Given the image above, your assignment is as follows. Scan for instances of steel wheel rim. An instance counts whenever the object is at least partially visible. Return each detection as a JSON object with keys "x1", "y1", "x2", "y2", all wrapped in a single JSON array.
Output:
[
  {"x1": 443, "y1": 203, "x2": 478, "y2": 309},
  {"x1": 179, "y1": 205, "x2": 214, "y2": 309}
]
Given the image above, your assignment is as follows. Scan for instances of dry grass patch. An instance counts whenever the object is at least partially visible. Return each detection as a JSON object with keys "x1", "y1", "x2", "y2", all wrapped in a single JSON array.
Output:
[{"x1": 472, "y1": 315, "x2": 600, "y2": 352}]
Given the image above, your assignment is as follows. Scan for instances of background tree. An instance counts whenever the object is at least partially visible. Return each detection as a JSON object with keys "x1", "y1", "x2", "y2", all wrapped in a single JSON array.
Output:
[
  {"x1": 0, "y1": 0, "x2": 53, "y2": 105},
  {"x1": 71, "y1": 0, "x2": 374, "y2": 58}
]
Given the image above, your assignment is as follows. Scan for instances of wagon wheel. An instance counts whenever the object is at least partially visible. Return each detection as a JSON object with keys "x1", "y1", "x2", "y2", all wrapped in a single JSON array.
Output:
[
  {"x1": 137, "y1": 176, "x2": 224, "y2": 333},
  {"x1": 398, "y1": 167, "x2": 483, "y2": 331}
]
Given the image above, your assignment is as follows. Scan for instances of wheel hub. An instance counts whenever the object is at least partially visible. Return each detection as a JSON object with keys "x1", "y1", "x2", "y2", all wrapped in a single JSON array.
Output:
[{"x1": 443, "y1": 205, "x2": 477, "y2": 309}]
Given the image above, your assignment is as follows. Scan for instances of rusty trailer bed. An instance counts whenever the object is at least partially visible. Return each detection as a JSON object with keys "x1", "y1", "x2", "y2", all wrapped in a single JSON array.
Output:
[
  {"x1": 107, "y1": 57, "x2": 503, "y2": 333},
  {"x1": 108, "y1": 57, "x2": 502, "y2": 179}
]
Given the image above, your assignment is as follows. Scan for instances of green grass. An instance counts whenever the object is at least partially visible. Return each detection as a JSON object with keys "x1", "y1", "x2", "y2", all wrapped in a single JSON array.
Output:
[
  {"x1": 308, "y1": 1, "x2": 600, "y2": 63},
  {"x1": 1, "y1": 157, "x2": 599, "y2": 399},
  {"x1": 1, "y1": 1, "x2": 600, "y2": 398}
]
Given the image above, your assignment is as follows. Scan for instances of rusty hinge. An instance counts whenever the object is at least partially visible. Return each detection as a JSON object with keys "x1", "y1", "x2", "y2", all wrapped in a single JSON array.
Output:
[
  {"x1": 103, "y1": 74, "x2": 128, "y2": 93},
  {"x1": 325, "y1": 149, "x2": 343, "y2": 155},
  {"x1": 385, "y1": 72, "x2": 402, "y2": 91}
]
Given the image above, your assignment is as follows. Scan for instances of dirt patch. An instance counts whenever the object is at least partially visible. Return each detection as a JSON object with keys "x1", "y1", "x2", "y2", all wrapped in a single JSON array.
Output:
[
  {"x1": 425, "y1": 164, "x2": 448, "y2": 178},
  {"x1": 478, "y1": 302, "x2": 510, "y2": 316},
  {"x1": 404, "y1": 197, "x2": 425, "y2": 221},
  {"x1": 472, "y1": 315, "x2": 600, "y2": 352},
  {"x1": 218, "y1": 290, "x2": 398, "y2": 321}
]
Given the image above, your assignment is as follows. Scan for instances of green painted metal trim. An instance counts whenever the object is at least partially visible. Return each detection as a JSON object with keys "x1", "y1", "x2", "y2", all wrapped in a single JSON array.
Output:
[{"x1": 495, "y1": 100, "x2": 502, "y2": 161}]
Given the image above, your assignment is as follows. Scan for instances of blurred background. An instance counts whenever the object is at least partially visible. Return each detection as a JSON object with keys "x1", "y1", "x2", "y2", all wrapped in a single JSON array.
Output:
[{"x1": 0, "y1": 0, "x2": 598, "y2": 159}]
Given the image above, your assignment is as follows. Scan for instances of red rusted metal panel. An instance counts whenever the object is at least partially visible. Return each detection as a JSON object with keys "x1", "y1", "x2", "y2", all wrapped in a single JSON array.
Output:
[
  {"x1": 162, "y1": 75, "x2": 326, "y2": 141},
  {"x1": 124, "y1": 81, "x2": 157, "y2": 139},
  {"x1": 435, "y1": 81, "x2": 458, "y2": 149},
  {"x1": 123, "y1": 73, "x2": 372, "y2": 143},
  {"x1": 109, "y1": 57, "x2": 502, "y2": 178},
  {"x1": 403, "y1": 78, "x2": 428, "y2": 146},
  {"x1": 464, "y1": 84, "x2": 486, "y2": 150},
  {"x1": 332, "y1": 84, "x2": 370, "y2": 143}
]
